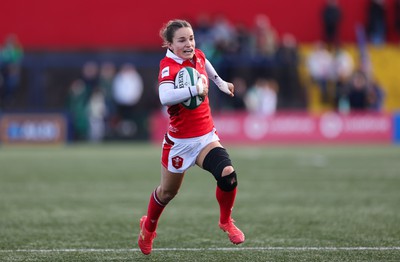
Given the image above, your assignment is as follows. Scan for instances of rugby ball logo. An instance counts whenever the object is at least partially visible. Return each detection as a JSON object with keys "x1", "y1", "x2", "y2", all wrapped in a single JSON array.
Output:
[{"x1": 174, "y1": 67, "x2": 204, "y2": 109}]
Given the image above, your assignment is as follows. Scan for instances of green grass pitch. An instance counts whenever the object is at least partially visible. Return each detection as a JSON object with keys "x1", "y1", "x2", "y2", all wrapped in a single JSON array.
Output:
[{"x1": 1, "y1": 143, "x2": 400, "y2": 261}]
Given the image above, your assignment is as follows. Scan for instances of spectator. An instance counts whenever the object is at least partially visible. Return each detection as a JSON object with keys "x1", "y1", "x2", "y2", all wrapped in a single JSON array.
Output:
[
  {"x1": 366, "y1": 0, "x2": 387, "y2": 45},
  {"x1": 332, "y1": 46, "x2": 354, "y2": 82},
  {"x1": 0, "y1": 34, "x2": 24, "y2": 109},
  {"x1": 321, "y1": 0, "x2": 342, "y2": 49},
  {"x1": 209, "y1": 14, "x2": 237, "y2": 55},
  {"x1": 367, "y1": 77, "x2": 385, "y2": 111},
  {"x1": 332, "y1": 45, "x2": 354, "y2": 110},
  {"x1": 252, "y1": 14, "x2": 279, "y2": 57},
  {"x1": 112, "y1": 63, "x2": 143, "y2": 119},
  {"x1": 395, "y1": 0, "x2": 400, "y2": 43},
  {"x1": 81, "y1": 61, "x2": 99, "y2": 104},
  {"x1": 306, "y1": 41, "x2": 334, "y2": 104},
  {"x1": 234, "y1": 22, "x2": 253, "y2": 56},
  {"x1": 67, "y1": 79, "x2": 89, "y2": 141},
  {"x1": 251, "y1": 14, "x2": 279, "y2": 83},
  {"x1": 98, "y1": 61, "x2": 117, "y2": 136},
  {"x1": 244, "y1": 78, "x2": 278, "y2": 116},
  {"x1": 88, "y1": 86, "x2": 106, "y2": 142},
  {"x1": 347, "y1": 70, "x2": 369, "y2": 111},
  {"x1": 275, "y1": 33, "x2": 306, "y2": 109},
  {"x1": 193, "y1": 13, "x2": 215, "y2": 57}
]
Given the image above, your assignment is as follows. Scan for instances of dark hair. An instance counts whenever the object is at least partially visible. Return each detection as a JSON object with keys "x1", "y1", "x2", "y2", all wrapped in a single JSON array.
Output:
[{"x1": 160, "y1": 19, "x2": 193, "y2": 48}]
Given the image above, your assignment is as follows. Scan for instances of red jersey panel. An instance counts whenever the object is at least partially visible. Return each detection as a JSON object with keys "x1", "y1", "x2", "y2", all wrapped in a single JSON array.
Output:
[{"x1": 158, "y1": 49, "x2": 214, "y2": 138}]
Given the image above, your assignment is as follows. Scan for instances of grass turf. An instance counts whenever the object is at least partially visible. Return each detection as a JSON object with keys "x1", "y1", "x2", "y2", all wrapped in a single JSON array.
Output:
[{"x1": 0, "y1": 143, "x2": 399, "y2": 261}]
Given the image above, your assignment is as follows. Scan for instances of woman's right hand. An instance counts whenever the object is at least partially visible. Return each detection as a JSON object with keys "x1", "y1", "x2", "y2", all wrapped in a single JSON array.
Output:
[{"x1": 197, "y1": 74, "x2": 208, "y2": 97}]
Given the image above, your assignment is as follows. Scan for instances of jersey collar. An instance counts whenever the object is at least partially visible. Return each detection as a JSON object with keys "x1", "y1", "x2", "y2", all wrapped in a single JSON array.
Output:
[{"x1": 166, "y1": 49, "x2": 186, "y2": 65}]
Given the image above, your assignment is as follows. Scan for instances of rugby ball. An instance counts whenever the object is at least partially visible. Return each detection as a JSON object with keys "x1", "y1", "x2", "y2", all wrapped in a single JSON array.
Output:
[{"x1": 174, "y1": 67, "x2": 204, "y2": 109}]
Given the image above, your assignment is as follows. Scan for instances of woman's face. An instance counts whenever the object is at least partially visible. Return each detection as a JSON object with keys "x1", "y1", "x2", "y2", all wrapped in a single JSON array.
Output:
[{"x1": 168, "y1": 27, "x2": 195, "y2": 60}]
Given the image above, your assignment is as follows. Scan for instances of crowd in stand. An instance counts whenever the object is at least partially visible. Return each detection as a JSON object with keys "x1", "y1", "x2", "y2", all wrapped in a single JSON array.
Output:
[
  {"x1": 67, "y1": 61, "x2": 144, "y2": 142},
  {"x1": 67, "y1": 13, "x2": 303, "y2": 142},
  {"x1": 3, "y1": 0, "x2": 399, "y2": 141},
  {"x1": 192, "y1": 13, "x2": 306, "y2": 112},
  {"x1": 307, "y1": 0, "x2": 386, "y2": 113},
  {"x1": 67, "y1": 3, "x2": 393, "y2": 142}
]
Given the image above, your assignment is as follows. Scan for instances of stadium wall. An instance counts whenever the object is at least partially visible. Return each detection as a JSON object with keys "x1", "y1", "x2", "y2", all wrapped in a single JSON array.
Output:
[
  {"x1": 1, "y1": 111, "x2": 400, "y2": 145},
  {"x1": 150, "y1": 111, "x2": 399, "y2": 145},
  {"x1": 0, "y1": 0, "x2": 397, "y2": 50}
]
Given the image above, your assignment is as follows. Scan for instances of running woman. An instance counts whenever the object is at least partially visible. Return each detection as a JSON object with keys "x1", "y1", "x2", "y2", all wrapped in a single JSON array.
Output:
[{"x1": 137, "y1": 19, "x2": 245, "y2": 255}]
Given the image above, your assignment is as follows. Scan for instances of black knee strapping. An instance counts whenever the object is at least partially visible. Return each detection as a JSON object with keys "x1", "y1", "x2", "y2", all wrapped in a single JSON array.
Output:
[
  {"x1": 218, "y1": 171, "x2": 237, "y2": 192},
  {"x1": 203, "y1": 147, "x2": 232, "y2": 180},
  {"x1": 203, "y1": 147, "x2": 238, "y2": 191}
]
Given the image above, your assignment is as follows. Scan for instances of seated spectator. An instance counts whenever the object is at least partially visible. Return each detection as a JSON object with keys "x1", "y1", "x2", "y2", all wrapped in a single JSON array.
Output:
[
  {"x1": 367, "y1": 77, "x2": 385, "y2": 111},
  {"x1": 347, "y1": 70, "x2": 369, "y2": 111}
]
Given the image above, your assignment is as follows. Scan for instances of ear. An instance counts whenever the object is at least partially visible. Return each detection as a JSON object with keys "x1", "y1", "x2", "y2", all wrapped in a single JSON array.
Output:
[{"x1": 167, "y1": 42, "x2": 173, "y2": 51}]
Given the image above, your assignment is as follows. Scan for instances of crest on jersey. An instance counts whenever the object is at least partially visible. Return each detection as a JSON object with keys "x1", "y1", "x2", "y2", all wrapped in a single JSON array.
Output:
[
  {"x1": 161, "y1": 66, "x2": 170, "y2": 78},
  {"x1": 172, "y1": 156, "x2": 183, "y2": 169}
]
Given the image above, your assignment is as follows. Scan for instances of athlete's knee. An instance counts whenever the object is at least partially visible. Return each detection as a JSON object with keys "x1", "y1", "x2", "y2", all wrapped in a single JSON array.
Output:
[
  {"x1": 203, "y1": 147, "x2": 238, "y2": 191},
  {"x1": 222, "y1": 166, "x2": 234, "y2": 177},
  {"x1": 218, "y1": 171, "x2": 237, "y2": 191}
]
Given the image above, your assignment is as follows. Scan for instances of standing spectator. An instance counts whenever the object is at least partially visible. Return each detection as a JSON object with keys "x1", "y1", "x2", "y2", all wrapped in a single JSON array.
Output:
[
  {"x1": 250, "y1": 14, "x2": 279, "y2": 84},
  {"x1": 67, "y1": 79, "x2": 89, "y2": 141},
  {"x1": 193, "y1": 13, "x2": 215, "y2": 57},
  {"x1": 81, "y1": 61, "x2": 99, "y2": 104},
  {"x1": 209, "y1": 14, "x2": 237, "y2": 55},
  {"x1": 88, "y1": 86, "x2": 106, "y2": 142},
  {"x1": 275, "y1": 33, "x2": 305, "y2": 109},
  {"x1": 395, "y1": 0, "x2": 400, "y2": 43},
  {"x1": 321, "y1": 0, "x2": 342, "y2": 49},
  {"x1": 366, "y1": 0, "x2": 387, "y2": 45},
  {"x1": 332, "y1": 45, "x2": 354, "y2": 111},
  {"x1": 252, "y1": 14, "x2": 279, "y2": 58},
  {"x1": 98, "y1": 61, "x2": 117, "y2": 137},
  {"x1": 306, "y1": 41, "x2": 334, "y2": 104},
  {"x1": 0, "y1": 34, "x2": 23, "y2": 109},
  {"x1": 234, "y1": 22, "x2": 253, "y2": 56},
  {"x1": 112, "y1": 63, "x2": 143, "y2": 120}
]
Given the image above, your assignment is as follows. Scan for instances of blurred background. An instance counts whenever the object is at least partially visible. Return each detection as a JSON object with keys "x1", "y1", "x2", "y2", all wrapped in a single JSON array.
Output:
[{"x1": 1, "y1": 0, "x2": 400, "y2": 145}]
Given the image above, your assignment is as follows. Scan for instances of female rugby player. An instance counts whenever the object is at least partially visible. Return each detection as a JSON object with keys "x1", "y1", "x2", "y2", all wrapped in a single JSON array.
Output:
[{"x1": 137, "y1": 19, "x2": 245, "y2": 255}]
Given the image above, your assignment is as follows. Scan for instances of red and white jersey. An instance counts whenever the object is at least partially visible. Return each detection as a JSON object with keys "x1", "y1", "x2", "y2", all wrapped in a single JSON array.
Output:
[{"x1": 158, "y1": 49, "x2": 214, "y2": 138}]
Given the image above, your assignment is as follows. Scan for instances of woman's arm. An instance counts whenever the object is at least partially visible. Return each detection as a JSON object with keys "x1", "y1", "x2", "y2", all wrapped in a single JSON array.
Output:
[{"x1": 205, "y1": 59, "x2": 234, "y2": 97}]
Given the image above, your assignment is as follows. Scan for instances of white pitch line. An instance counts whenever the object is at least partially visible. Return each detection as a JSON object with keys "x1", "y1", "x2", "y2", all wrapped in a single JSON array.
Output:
[{"x1": 1, "y1": 247, "x2": 400, "y2": 253}]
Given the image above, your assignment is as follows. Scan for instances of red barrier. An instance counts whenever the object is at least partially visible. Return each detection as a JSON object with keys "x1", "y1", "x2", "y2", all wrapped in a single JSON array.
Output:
[
  {"x1": 1, "y1": 0, "x2": 397, "y2": 49},
  {"x1": 150, "y1": 111, "x2": 393, "y2": 144}
]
